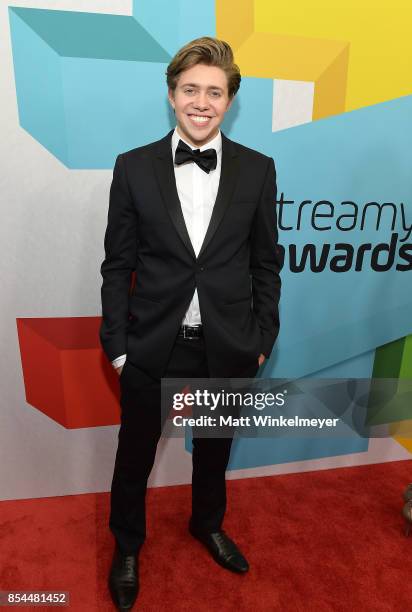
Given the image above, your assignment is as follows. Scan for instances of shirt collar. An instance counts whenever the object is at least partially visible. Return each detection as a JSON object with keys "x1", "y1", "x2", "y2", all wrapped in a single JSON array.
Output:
[{"x1": 171, "y1": 126, "x2": 222, "y2": 160}]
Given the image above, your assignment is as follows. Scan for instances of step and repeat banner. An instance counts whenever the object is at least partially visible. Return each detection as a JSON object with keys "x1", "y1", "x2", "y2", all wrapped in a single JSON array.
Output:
[{"x1": 1, "y1": 0, "x2": 411, "y2": 500}]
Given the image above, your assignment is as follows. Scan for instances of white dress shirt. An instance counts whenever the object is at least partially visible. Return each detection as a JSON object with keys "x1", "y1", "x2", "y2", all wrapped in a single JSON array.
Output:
[{"x1": 111, "y1": 126, "x2": 222, "y2": 369}]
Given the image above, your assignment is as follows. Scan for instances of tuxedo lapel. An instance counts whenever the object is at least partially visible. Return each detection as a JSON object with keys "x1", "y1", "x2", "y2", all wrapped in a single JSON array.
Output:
[
  {"x1": 153, "y1": 128, "x2": 240, "y2": 261},
  {"x1": 198, "y1": 131, "x2": 239, "y2": 260},
  {"x1": 153, "y1": 129, "x2": 196, "y2": 259}
]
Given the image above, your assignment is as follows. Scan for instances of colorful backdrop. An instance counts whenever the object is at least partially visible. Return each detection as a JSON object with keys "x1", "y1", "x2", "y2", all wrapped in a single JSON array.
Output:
[{"x1": 1, "y1": 0, "x2": 411, "y2": 501}]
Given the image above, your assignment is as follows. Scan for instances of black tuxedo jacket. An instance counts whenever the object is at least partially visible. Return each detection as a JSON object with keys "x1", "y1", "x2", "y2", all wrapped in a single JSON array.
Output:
[{"x1": 99, "y1": 128, "x2": 281, "y2": 378}]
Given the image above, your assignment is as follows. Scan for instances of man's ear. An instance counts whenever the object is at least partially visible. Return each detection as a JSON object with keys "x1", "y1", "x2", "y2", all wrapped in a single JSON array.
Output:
[
  {"x1": 226, "y1": 95, "x2": 235, "y2": 112},
  {"x1": 167, "y1": 88, "x2": 175, "y2": 111}
]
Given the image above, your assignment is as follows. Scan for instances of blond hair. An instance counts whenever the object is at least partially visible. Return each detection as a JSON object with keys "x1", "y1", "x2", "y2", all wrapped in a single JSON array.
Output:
[{"x1": 166, "y1": 36, "x2": 241, "y2": 98}]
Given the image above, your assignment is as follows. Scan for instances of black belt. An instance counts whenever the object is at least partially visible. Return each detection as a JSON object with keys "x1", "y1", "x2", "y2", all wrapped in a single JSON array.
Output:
[{"x1": 178, "y1": 324, "x2": 203, "y2": 339}]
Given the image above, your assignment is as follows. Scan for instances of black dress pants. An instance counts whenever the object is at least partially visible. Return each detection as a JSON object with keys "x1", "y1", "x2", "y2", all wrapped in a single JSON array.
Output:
[{"x1": 109, "y1": 333, "x2": 259, "y2": 554}]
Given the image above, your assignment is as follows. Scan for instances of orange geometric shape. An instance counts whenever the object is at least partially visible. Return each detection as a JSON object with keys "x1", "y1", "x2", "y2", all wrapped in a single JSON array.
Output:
[
  {"x1": 16, "y1": 317, "x2": 120, "y2": 429},
  {"x1": 215, "y1": 0, "x2": 254, "y2": 51},
  {"x1": 230, "y1": 31, "x2": 349, "y2": 121}
]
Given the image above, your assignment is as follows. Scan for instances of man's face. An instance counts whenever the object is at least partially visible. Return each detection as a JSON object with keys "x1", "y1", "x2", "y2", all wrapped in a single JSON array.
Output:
[{"x1": 168, "y1": 63, "x2": 234, "y2": 147}]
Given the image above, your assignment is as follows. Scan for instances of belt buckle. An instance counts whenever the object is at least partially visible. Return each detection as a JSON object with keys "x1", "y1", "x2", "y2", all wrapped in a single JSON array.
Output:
[
  {"x1": 182, "y1": 325, "x2": 192, "y2": 340},
  {"x1": 182, "y1": 325, "x2": 199, "y2": 339}
]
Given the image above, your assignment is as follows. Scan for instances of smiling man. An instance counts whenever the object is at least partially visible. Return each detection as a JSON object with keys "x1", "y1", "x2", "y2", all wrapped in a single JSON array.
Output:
[
  {"x1": 171, "y1": 63, "x2": 229, "y2": 144},
  {"x1": 100, "y1": 36, "x2": 281, "y2": 610}
]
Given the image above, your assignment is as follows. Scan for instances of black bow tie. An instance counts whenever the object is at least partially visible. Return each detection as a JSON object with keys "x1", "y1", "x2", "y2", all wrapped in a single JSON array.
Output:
[{"x1": 174, "y1": 139, "x2": 217, "y2": 174}]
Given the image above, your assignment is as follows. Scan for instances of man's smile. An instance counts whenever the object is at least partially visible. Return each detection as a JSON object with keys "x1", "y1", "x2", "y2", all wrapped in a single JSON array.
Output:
[{"x1": 188, "y1": 114, "x2": 213, "y2": 126}]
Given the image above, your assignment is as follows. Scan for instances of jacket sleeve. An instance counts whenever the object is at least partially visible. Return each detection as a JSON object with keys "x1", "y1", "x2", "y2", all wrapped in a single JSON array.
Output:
[
  {"x1": 99, "y1": 154, "x2": 137, "y2": 362},
  {"x1": 250, "y1": 156, "x2": 282, "y2": 358}
]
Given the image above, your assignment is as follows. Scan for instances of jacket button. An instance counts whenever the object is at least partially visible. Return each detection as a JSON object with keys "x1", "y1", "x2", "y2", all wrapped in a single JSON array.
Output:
[{"x1": 199, "y1": 266, "x2": 204, "y2": 271}]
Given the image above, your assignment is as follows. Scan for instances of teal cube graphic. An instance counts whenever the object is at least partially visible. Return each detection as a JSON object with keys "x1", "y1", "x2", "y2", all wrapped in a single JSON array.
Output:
[
  {"x1": 132, "y1": 0, "x2": 216, "y2": 56},
  {"x1": 9, "y1": 7, "x2": 172, "y2": 168}
]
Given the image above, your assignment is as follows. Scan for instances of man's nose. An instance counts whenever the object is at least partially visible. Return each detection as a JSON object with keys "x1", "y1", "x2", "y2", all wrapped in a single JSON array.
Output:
[{"x1": 193, "y1": 91, "x2": 209, "y2": 110}]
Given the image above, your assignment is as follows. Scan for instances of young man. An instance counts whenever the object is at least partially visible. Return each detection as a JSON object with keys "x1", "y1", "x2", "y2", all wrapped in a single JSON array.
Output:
[{"x1": 100, "y1": 37, "x2": 281, "y2": 610}]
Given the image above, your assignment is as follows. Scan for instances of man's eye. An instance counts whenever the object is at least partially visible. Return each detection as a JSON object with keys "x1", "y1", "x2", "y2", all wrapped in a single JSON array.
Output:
[
  {"x1": 185, "y1": 89, "x2": 194, "y2": 94},
  {"x1": 211, "y1": 91, "x2": 221, "y2": 97}
]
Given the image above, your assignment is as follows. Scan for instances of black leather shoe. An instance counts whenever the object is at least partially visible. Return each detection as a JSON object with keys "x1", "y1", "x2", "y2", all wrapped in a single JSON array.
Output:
[
  {"x1": 108, "y1": 547, "x2": 139, "y2": 611},
  {"x1": 189, "y1": 524, "x2": 249, "y2": 573}
]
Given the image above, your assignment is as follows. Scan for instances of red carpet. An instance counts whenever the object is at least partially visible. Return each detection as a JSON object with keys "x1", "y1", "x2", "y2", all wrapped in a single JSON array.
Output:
[{"x1": 1, "y1": 460, "x2": 412, "y2": 611}]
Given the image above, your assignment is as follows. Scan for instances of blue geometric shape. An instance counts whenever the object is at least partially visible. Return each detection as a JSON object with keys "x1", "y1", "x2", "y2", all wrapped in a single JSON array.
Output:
[
  {"x1": 10, "y1": 7, "x2": 170, "y2": 60},
  {"x1": 306, "y1": 349, "x2": 376, "y2": 379},
  {"x1": 133, "y1": 0, "x2": 216, "y2": 56},
  {"x1": 260, "y1": 95, "x2": 412, "y2": 379},
  {"x1": 222, "y1": 76, "x2": 274, "y2": 142},
  {"x1": 61, "y1": 57, "x2": 171, "y2": 168},
  {"x1": 9, "y1": 8, "x2": 68, "y2": 163},
  {"x1": 9, "y1": 6, "x2": 171, "y2": 167},
  {"x1": 184, "y1": 351, "x2": 373, "y2": 469},
  {"x1": 227, "y1": 435, "x2": 369, "y2": 470}
]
